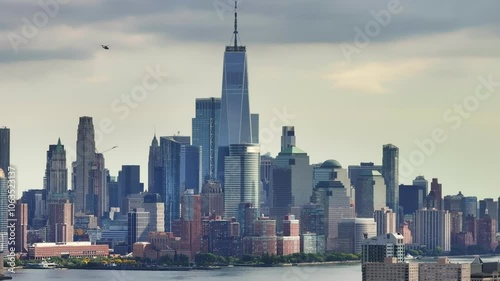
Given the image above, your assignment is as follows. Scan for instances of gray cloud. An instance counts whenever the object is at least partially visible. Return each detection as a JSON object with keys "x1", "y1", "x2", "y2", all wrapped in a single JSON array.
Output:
[
  {"x1": 1, "y1": 0, "x2": 500, "y2": 64},
  {"x1": 3, "y1": 0, "x2": 500, "y2": 43},
  {"x1": 0, "y1": 48, "x2": 92, "y2": 63}
]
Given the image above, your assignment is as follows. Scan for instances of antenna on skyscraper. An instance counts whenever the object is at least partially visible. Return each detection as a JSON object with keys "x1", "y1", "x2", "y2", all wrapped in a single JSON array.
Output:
[{"x1": 234, "y1": 0, "x2": 238, "y2": 48}]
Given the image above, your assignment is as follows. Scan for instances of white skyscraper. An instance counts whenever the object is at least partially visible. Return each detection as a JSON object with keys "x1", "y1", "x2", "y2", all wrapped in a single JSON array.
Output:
[
  {"x1": 224, "y1": 144, "x2": 260, "y2": 219},
  {"x1": 414, "y1": 208, "x2": 451, "y2": 252}
]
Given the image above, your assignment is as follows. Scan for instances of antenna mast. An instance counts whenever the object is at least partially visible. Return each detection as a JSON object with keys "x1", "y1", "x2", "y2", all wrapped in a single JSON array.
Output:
[{"x1": 234, "y1": 0, "x2": 238, "y2": 48}]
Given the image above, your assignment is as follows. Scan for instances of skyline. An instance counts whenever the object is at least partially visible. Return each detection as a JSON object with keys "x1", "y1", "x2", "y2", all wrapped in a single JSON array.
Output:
[{"x1": 2, "y1": 0, "x2": 500, "y2": 199}]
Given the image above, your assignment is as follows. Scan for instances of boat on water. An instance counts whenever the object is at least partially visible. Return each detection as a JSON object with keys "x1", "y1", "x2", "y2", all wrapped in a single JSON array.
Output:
[{"x1": 25, "y1": 260, "x2": 58, "y2": 269}]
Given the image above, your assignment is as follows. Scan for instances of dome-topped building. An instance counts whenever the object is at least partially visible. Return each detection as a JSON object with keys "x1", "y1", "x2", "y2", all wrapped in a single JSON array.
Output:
[{"x1": 320, "y1": 159, "x2": 342, "y2": 169}]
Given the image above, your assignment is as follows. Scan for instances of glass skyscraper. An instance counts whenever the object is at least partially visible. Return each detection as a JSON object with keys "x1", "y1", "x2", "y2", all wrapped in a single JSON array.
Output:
[
  {"x1": 192, "y1": 98, "x2": 221, "y2": 181},
  {"x1": 180, "y1": 145, "x2": 202, "y2": 194},
  {"x1": 218, "y1": 4, "x2": 254, "y2": 147},
  {"x1": 224, "y1": 144, "x2": 260, "y2": 219},
  {"x1": 160, "y1": 136, "x2": 190, "y2": 231}
]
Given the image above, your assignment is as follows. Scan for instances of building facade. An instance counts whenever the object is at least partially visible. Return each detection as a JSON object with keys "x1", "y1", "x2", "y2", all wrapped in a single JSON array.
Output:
[
  {"x1": 361, "y1": 233, "x2": 405, "y2": 264},
  {"x1": 74, "y1": 116, "x2": 96, "y2": 214},
  {"x1": 28, "y1": 242, "x2": 109, "y2": 259},
  {"x1": 224, "y1": 144, "x2": 260, "y2": 220},
  {"x1": 362, "y1": 257, "x2": 419, "y2": 281},
  {"x1": 192, "y1": 97, "x2": 221, "y2": 181},
  {"x1": 337, "y1": 218, "x2": 377, "y2": 255},
  {"x1": 382, "y1": 144, "x2": 399, "y2": 219},
  {"x1": 47, "y1": 200, "x2": 74, "y2": 243},
  {"x1": 414, "y1": 208, "x2": 451, "y2": 252},
  {"x1": 373, "y1": 207, "x2": 397, "y2": 236},
  {"x1": 0, "y1": 127, "x2": 9, "y2": 177},
  {"x1": 355, "y1": 170, "x2": 386, "y2": 218},
  {"x1": 127, "y1": 208, "x2": 150, "y2": 250}
]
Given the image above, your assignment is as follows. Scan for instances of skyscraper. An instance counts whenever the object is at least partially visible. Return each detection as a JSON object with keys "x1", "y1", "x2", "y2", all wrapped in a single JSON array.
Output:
[
  {"x1": 477, "y1": 213, "x2": 496, "y2": 251},
  {"x1": 127, "y1": 208, "x2": 150, "y2": 251},
  {"x1": 429, "y1": 178, "x2": 443, "y2": 210},
  {"x1": 107, "y1": 174, "x2": 119, "y2": 208},
  {"x1": 462, "y1": 196, "x2": 477, "y2": 218},
  {"x1": 337, "y1": 218, "x2": 377, "y2": 255},
  {"x1": 399, "y1": 184, "x2": 427, "y2": 215},
  {"x1": 201, "y1": 181, "x2": 224, "y2": 217},
  {"x1": 148, "y1": 133, "x2": 162, "y2": 194},
  {"x1": 479, "y1": 198, "x2": 497, "y2": 222},
  {"x1": 260, "y1": 154, "x2": 273, "y2": 208},
  {"x1": 382, "y1": 144, "x2": 399, "y2": 220},
  {"x1": 75, "y1": 117, "x2": 96, "y2": 214},
  {"x1": 373, "y1": 208, "x2": 397, "y2": 236},
  {"x1": 20, "y1": 189, "x2": 47, "y2": 228},
  {"x1": 414, "y1": 208, "x2": 451, "y2": 251},
  {"x1": 47, "y1": 200, "x2": 74, "y2": 243},
  {"x1": 271, "y1": 127, "x2": 312, "y2": 222},
  {"x1": 90, "y1": 153, "x2": 106, "y2": 219},
  {"x1": 119, "y1": 165, "x2": 142, "y2": 197},
  {"x1": 218, "y1": 2, "x2": 253, "y2": 147},
  {"x1": 45, "y1": 139, "x2": 68, "y2": 200},
  {"x1": 160, "y1": 136, "x2": 190, "y2": 231},
  {"x1": 180, "y1": 189, "x2": 202, "y2": 259},
  {"x1": 224, "y1": 143, "x2": 260, "y2": 219},
  {"x1": 0, "y1": 127, "x2": 10, "y2": 176},
  {"x1": 180, "y1": 145, "x2": 202, "y2": 194},
  {"x1": 15, "y1": 201, "x2": 28, "y2": 253},
  {"x1": 348, "y1": 162, "x2": 383, "y2": 191},
  {"x1": 192, "y1": 98, "x2": 221, "y2": 181},
  {"x1": 251, "y1": 113, "x2": 259, "y2": 144},
  {"x1": 281, "y1": 126, "x2": 296, "y2": 151},
  {"x1": 354, "y1": 170, "x2": 386, "y2": 218},
  {"x1": 143, "y1": 193, "x2": 165, "y2": 232},
  {"x1": 311, "y1": 160, "x2": 355, "y2": 251},
  {"x1": 412, "y1": 176, "x2": 428, "y2": 197}
]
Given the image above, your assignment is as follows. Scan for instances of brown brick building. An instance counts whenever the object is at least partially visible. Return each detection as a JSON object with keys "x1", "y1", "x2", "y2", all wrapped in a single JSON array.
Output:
[{"x1": 28, "y1": 242, "x2": 109, "y2": 259}]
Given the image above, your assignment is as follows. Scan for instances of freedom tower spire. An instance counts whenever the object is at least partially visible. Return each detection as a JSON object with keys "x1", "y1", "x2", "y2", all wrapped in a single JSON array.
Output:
[
  {"x1": 218, "y1": 0, "x2": 253, "y2": 147},
  {"x1": 233, "y1": 0, "x2": 239, "y2": 48},
  {"x1": 217, "y1": 1, "x2": 260, "y2": 220}
]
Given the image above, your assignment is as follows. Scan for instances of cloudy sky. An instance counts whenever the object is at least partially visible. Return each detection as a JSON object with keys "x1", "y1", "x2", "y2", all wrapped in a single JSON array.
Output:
[{"x1": 2, "y1": 0, "x2": 500, "y2": 200}]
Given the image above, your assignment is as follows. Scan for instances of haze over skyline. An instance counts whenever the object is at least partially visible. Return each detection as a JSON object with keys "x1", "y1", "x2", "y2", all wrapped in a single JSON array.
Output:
[{"x1": 2, "y1": 0, "x2": 500, "y2": 199}]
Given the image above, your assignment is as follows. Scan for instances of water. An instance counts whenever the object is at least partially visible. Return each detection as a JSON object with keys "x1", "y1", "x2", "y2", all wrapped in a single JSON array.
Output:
[
  {"x1": 7, "y1": 256, "x2": 500, "y2": 281},
  {"x1": 7, "y1": 264, "x2": 362, "y2": 281}
]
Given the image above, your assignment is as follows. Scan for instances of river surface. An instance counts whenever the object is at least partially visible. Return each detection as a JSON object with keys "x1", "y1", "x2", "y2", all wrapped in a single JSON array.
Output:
[{"x1": 6, "y1": 256, "x2": 500, "y2": 281}]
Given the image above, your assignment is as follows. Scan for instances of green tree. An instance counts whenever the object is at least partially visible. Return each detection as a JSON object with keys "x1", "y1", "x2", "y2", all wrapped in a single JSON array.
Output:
[{"x1": 195, "y1": 253, "x2": 219, "y2": 267}]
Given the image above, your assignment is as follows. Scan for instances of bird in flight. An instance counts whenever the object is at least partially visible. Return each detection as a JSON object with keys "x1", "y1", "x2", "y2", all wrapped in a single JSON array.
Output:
[{"x1": 101, "y1": 45, "x2": 110, "y2": 50}]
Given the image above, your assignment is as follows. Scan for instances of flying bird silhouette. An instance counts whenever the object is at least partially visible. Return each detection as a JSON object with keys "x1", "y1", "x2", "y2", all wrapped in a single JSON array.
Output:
[{"x1": 101, "y1": 45, "x2": 109, "y2": 50}]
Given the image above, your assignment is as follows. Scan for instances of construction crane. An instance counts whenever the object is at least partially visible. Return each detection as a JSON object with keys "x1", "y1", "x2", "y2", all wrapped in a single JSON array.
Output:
[{"x1": 95, "y1": 146, "x2": 118, "y2": 154}]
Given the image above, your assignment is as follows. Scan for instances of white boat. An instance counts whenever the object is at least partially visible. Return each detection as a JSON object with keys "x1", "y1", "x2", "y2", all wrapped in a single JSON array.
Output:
[
  {"x1": 405, "y1": 254, "x2": 414, "y2": 260},
  {"x1": 26, "y1": 260, "x2": 58, "y2": 269}
]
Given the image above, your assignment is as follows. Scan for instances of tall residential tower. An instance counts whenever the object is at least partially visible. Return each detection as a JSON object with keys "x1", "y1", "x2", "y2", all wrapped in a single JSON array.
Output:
[
  {"x1": 0, "y1": 127, "x2": 9, "y2": 175},
  {"x1": 382, "y1": 144, "x2": 399, "y2": 221},
  {"x1": 192, "y1": 98, "x2": 221, "y2": 181}
]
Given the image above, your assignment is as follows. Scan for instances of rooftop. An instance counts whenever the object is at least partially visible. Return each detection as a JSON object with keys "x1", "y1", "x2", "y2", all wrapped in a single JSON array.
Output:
[
  {"x1": 279, "y1": 146, "x2": 307, "y2": 155},
  {"x1": 320, "y1": 159, "x2": 342, "y2": 169}
]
